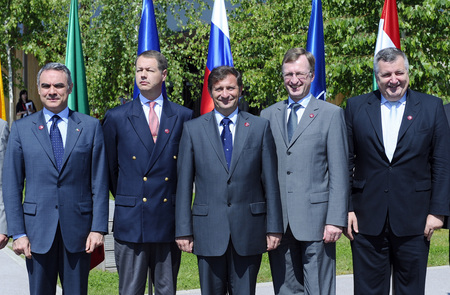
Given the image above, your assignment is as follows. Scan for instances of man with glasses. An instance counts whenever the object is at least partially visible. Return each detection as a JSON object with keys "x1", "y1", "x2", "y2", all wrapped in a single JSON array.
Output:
[{"x1": 261, "y1": 47, "x2": 349, "y2": 295}]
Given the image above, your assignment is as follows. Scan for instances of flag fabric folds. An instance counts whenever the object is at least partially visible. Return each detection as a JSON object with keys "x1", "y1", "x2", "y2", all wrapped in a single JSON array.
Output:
[
  {"x1": 200, "y1": 0, "x2": 234, "y2": 115},
  {"x1": 373, "y1": 0, "x2": 401, "y2": 90},
  {"x1": 0, "y1": 60, "x2": 6, "y2": 121},
  {"x1": 306, "y1": 0, "x2": 326, "y2": 101},
  {"x1": 133, "y1": 0, "x2": 163, "y2": 99},
  {"x1": 65, "y1": 0, "x2": 89, "y2": 115}
]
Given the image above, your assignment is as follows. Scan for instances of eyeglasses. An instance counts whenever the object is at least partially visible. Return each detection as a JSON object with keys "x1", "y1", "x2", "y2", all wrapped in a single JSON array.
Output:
[{"x1": 283, "y1": 71, "x2": 311, "y2": 81}]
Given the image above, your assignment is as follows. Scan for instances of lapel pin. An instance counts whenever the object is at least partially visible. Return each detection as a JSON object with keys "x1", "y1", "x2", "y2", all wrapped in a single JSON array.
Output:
[
  {"x1": 165, "y1": 129, "x2": 170, "y2": 134},
  {"x1": 244, "y1": 122, "x2": 250, "y2": 127},
  {"x1": 76, "y1": 128, "x2": 80, "y2": 132},
  {"x1": 309, "y1": 113, "x2": 315, "y2": 118},
  {"x1": 407, "y1": 116, "x2": 413, "y2": 120},
  {"x1": 38, "y1": 125, "x2": 44, "y2": 130}
]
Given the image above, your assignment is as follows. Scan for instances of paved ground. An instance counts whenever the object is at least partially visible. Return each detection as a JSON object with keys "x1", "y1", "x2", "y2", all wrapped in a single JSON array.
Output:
[{"x1": 1, "y1": 244, "x2": 449, "y2": 294}]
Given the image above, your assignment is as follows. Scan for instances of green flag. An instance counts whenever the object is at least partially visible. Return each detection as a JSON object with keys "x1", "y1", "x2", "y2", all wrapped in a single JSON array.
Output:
[{"x1": 65, "y1": 0, "x2": 89, "y2": 115}]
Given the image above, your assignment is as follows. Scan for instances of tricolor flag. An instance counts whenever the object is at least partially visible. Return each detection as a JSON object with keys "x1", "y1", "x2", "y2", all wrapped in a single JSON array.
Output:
[
  {"x1": 65, "y1": 0, "x2": 89, "y2": 115},
  {"x1": 133, "y1": 0, "x2": 164, "y2": 99},
  {"x1": 200, "y1": 0, "x2": 234, "y2": 115},
  {"x1": 0, "y1": 59, "x2": 6, "y2": 121},
  {"x1": 306, "y1": 0, "x2": 326, "y2": 101},
  {"x1": 373, "y1": 0, "x2": 400, "y2": 90}
]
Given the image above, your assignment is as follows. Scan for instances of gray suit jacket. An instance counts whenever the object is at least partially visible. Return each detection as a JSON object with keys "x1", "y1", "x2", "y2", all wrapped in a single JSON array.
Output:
[
  {"x1": 0, "y1": 119, "x2": 9, "y2": 235},
  {"x1": 261, "y1": 98, "x2": 349, "y2": 241},
  {"x1": 175, "y1": 111, "x2": 283, "y2": 257}
]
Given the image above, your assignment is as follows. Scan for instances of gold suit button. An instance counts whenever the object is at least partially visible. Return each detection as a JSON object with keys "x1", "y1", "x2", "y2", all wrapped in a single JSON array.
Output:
[
  {"x1": 165, "y1": 177, "x2": 169, "y2": 181},
  {"x1": 143, "y1": 198, "x2": 147, "y2": 202},
  {"x1": 163, "y1": 198, "x2": 168, "y2": 203},
  {"x1": 143, "y1": 177, "x2": 148, "y2": 181},
  {"x1": 173, "y1": 155, "x2": 177, "y2": 160},
  {"x1": 132, "y1": 156, "x2": 136, "y2": 160}
]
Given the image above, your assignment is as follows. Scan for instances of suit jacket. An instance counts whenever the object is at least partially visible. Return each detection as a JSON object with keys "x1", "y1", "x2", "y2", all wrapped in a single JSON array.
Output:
[
  {"x1": 346, "y1": 89, "x2": 450, "y2": 237},
  {"x1": 261, "y1": 97, "x2": 349, "y2": 242},
  {"x1": 103, "y1": 97, "x2": 193, "y2": 243},
  {"x1": 0, "y1": 119, "x2": 9, "y2": 236},
  {"x1": 3, "y1": 110, "x2": 109, "y2": 254},
  {"x1": 175, "y1": 111, "x2": 283, "y2": 257},
  {"x1": 443, "y1": 103, "x2": 450, "y2": 230}
]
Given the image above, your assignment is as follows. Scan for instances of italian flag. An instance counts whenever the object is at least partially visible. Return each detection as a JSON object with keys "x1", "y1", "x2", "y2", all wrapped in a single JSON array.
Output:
[{"x1": 373, "y1": 0, "x2": 401, "y2": 90}]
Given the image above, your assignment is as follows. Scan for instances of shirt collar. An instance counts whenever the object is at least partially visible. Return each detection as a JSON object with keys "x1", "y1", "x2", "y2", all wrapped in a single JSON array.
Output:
[
  {"x1": 43, "y1": 107, "x2": 69, "y2": 123},
  {"x1": 139, "y1": 93, "x2": 164, "y2": 106},
  {"x1": 381, "y1": 94, "x2": 407, "y2": 106},
  {"x1": 288, "y1": 93, "x2": 312, "y2": 109},
  {"x1": 214, "y1": 108, "x2": 239, "y2": 126}
]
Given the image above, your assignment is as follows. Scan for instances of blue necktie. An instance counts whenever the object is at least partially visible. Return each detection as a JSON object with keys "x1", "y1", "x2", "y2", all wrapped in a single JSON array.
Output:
[
  {"x1": 287, "y1": 103, "x2": 300, "y2": 142},
  {"x1": 221, "y1": 118, "x2": 233, "y2": 169},
  {"x1": 50, "y1": 115, "x2": 64, "y2": 171}
]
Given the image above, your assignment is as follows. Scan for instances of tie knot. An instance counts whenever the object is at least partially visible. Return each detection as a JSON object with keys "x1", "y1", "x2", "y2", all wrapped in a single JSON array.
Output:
[
  {"x1": 51, "y1": 115, "x2": 61, "y2": 124},
  {"x1": 291, "y1": 103, "x2": 301, "y2": 111},
  {"x1": 149, "y1": 101, "x2": 156, "y2": 108},
  {"x1": 221, "y1": 118, "x2": 231, "y2": 126},
  {"x1": 388, "y1": 101, "x2": 399, "y2": 109}
]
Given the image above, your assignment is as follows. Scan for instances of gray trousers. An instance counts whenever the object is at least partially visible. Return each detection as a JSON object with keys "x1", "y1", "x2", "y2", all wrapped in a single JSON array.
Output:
[
  {"x1": 115, "y1": 239, "x2": 181, "y2": 295},
  {"x1": 269, "y1": 227, "x2": 336, "y2": 295}
]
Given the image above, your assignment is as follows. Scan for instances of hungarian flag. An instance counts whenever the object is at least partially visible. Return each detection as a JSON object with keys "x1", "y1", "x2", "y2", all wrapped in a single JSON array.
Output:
[
  {"x1": 306, "y1": 0, "x2": 326, "y2": 101},
  {"x1": 65, "y1": 0, "x2": 89, "y2": 115},
  {"x1": 200, "y1": 0, "x2": 234, "y2": 115},
  {"x1": 0, "y1": 59, "x2": 6, "y2": 121},
  {"x1": 133, "y1": 0, "x2": 165, "y2": 99},
  {"x1": 373, "y1": 0, "x2": 401, "y2": 90}
]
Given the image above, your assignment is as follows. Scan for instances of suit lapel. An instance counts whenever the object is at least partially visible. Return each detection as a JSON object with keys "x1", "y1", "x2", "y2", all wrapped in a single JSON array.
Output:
[
  {"x1": 229, "y1": 112, "x2": 250, "y2": 176},
  {"x1": 290, "y1": 96, "x2": 319, "y2": 146},
  {"x1": 31, "y1": 111, "x2": 57, "y2": 170},
  {"x1": 397, "y1": 90, "x2": 420, "y2": 143},
  {"x1": 366, "y1": 92, "x2": 384, "y2": 147},
  {"x1": 129, "y1": 98, "x2": 155, "y2": 154},
  {"x1": 147, "y1": 99, "x2": 177, "y2": 170},
  {"x1": 202, "y1": 112, "x2": 229, "y2": 171},
  {"x1": 62, "y1": 110, "x2": 82, "y2": 171},
  {"x1": 275, "y1": 100, "x2": 289, "y2": 147}
]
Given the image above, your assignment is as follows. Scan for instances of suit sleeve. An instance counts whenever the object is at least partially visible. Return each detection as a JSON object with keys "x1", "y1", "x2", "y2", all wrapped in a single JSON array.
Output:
[
  {"x1": 345, "y1": 100, "x2": 356, "y2": 212},
  {"x1": 102, "y1": 111, "x2": 119, "y2": 197},
  {"x1": 0, "y1": 122, "x2": 10, "y2": 235},
  {"x1": 325, "y1": 108, "x2": 349, "y2": 226},
  {"x1": 90, "y1": 121, "x2": 110, "y2": 233},
  {"x1": 260, "y1": 121, "x2": 283, "y2": 234},
  {"x1": 175, "y1": 122, "x2": 195, "y2": 238}
]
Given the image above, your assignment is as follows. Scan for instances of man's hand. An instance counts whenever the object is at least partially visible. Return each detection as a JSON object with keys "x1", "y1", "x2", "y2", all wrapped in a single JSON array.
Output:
[
  {"x1": 424, "y1": 214, "x2": 444, "y2": 241},
  {"x1": 344, "y1": 212, "x2": 358, "y2": 241},
  {"x1": 266, "y1": 233, "x2": 282, "y2": 251},
  {"x1": 85, "y1": 232, "x2": 104, "y2": 253},
  {"x1": 323, "y1": 225, "x2": 343, "y2": 243},
  {"x1": 13, "y1": 236, "x2": 32, "y2": 259},
  {"x1": 176, "y1": 236, "x2": 194, "y2": 253},
  {"x1": 0, "y1": 234, "x2": 9, "y2": 249}
]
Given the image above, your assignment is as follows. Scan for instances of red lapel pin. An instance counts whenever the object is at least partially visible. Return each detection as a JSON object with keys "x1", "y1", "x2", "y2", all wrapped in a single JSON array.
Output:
[
  {"x1": 407, "y1": 116, "x2": 413, "y2": 120},
  {"x1": 165, "y1": 129, "x2": 170, "y2": 134},
  {"x1": 309, "y1": 113, "x2": 314, "y2": 118},
  {"x1": 39, "y1": 125, "x2": 44, "y2": 130},
  {"x1": 244, "y1": 122, "x2": 250, "y2": 127}
]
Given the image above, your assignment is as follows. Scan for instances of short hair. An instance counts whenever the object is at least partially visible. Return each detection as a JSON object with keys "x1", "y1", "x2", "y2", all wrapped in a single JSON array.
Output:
[
  {"x1": 282, "y1": 47, "x2": 315, "y2": 74},
  {"x1": 374, "y1": 47, "x2": 409, "y2": 75},
  {"x1": 19, "y1": 89, "x2": 28, "y2": 98},
  {"x1": 207, "y1": 66, "x2": 243, "y2": 93},
  {"x1": 135, "y1": 50, "x2": 168, "y2": 72},
  {"x1": 37, "y1": 63, "x2": 73, "y2": 89}
]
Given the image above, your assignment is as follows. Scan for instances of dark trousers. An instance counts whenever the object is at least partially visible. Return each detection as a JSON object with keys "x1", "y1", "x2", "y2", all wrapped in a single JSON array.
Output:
[
  {"x1": 351, "y1": 222, "x2": 430, "y2": 295},
  {"x1": 197, "y1": 242, "x2": 262, "y2": 295},
  {"x1": 26, "y1": 225, "x2": 90, "y2": 295}
]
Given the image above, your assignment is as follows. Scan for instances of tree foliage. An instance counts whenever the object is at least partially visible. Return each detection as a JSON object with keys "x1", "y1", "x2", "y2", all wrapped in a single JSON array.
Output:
[{"x1": 1, "y1": 0, "x2": 448, "y2": 118}]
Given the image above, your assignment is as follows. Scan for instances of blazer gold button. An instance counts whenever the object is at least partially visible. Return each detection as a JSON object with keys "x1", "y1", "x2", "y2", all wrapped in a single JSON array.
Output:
[
  {"x1": 163, "y1": 198, "x2": 168, "y2": 202},
  {"x1": 132, "y1": 156, "x2": 136, "y2": 160},
  {"x1": 165, "y1": 177, "x2": 169, "y2": 181},
  {"x1": 143, "y1": 198, "x2": 147, "y2": 202},
  {"x1": 143, "y1": 177, "x2": 148, "y2": 181},
  {"x1": 173, "y1": 155, "x2": 177, "y2": 159}
]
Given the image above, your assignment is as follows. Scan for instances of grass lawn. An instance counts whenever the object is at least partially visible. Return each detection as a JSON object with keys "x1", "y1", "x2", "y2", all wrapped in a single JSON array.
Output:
[{"x1": 87, "y1": 229, "x2": 449, "y2": 294}]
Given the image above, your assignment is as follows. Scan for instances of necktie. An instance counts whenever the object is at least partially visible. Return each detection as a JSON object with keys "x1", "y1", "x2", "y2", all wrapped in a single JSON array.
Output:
[
  {"x1": 50, "y1": 115, "x2": 64, "y2": 171},
  {"x1": 384, "y1": 101, "x2": 399, "y2": 162},
  {"x1": 149, "y1": 101, "x2": 159, "y2": 143},
  {"x1": 287, "y1": 103, "x2": 300, "y2": 142},
  {"x1": 221, "y1": 118, "x2": 233, "y2": 169}
]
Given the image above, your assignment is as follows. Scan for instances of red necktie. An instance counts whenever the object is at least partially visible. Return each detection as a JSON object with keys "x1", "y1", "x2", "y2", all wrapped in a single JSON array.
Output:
[{"x1": 149, "y1": 101, "x2": 159, "y2": 143}]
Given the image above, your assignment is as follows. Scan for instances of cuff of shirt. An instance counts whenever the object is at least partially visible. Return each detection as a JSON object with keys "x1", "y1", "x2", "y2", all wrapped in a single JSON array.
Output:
[{"x1": 13, "y1": 234, "x2": 27, "y2": 240}]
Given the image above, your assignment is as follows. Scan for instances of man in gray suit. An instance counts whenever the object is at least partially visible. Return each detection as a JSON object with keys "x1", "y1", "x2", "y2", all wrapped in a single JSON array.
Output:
[
  {"x1": 261, "y1": 47, "x2": 349, "y2": 295},
  {"x1": 176, "y1": 66, "x2": 283, "y2": 294},
  {"x1": 0, "y1": 119, "x2": 9, "y2": 249}
]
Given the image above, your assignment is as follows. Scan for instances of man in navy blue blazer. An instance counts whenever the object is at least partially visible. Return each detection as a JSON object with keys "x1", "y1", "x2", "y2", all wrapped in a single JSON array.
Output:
[
  {"x1": 345, "y1": 48, "x2": 450, "y2": 295},
  {"x1": 103, "y1": 50, "x2": 193, "y2": 295},
  {"x1": 3, "y1": 63, "x2": 109, "y2": 295}
]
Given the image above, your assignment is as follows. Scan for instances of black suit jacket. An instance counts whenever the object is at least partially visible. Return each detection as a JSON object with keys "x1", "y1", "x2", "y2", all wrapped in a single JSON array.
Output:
[{"x1": 346, "y1": 89, "x2": 450, "y2": 237}]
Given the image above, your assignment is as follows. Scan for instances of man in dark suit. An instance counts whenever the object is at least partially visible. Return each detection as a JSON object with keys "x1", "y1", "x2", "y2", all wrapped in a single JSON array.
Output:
[
  {"x1": 3, "y1": 63, "x2": 109, "y2": 295},
  {"x1": 261, "y1": 47, "x2": 349, "y2": 295},
  {"x1": 345, "y1": 47, "x2": 450, "y2": 295},
  {"x1": 0, "y1": 119, "x2": 9, "y2": 249},
  {"x1": 102, "y1": 50, "x2": 193, "y2": 295},
  {"x1": 175, "y1": 66, "x2": 283, "y2": 294}
]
